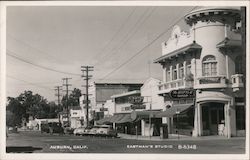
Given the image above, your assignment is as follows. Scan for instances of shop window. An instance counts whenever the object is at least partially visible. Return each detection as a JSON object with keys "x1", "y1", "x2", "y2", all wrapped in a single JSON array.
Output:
[
  {"x1": 236, "y1": 106, "x2": 245, "y2": 130},
  {"x1": 235, "y1": 56, "x2": 243, "y2": 74},
  {"x1": 172, "y1": 65, "x2": 177, "y2": 80},
  {"x1": 167, "y1": 71, "x2": 171, "y2": 81},
  {"x1": 179, "y1": 63, "x2": 184, "y2": 79},
  {"x1": 173, "y1": 108, "x2": 194, "y2": 136},
  {"x1": 166, "y1": 66, "x2": 171, "y2": 82},
  {"x1": 186, "y1": 61, "x2": 191, "y2": 75},
  {"x1": 202, "y1": 55, "x2": 217, "y2": 76}
]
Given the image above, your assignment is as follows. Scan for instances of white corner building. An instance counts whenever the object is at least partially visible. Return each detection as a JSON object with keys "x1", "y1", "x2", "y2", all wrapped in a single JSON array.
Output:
[{"x1": 154, "y1": 7, "x2": 245, "y2": 138}]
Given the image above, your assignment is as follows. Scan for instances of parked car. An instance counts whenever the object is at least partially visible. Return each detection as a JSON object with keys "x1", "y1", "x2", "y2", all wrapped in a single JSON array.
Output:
[
  {"x1": 88, "y1": 126, "x2": 99, "y2": 136},
  {"x1": 41, "y1": 123, "x2": 50, "y2": 133},
  {"x1": 81, "y1": 127, "x2": 92, "y2": 136},
  {"x1": 73, "y1": 127, "x2": 86, "y2": 136},
  {"x1": 64, "y1": 127, "x2": 74, "y2": 135},
  {"x1": 88, "y1": 125, "x2": 117, "y2": 137},
  {"x1": 41, "y1": 122, "x2": 64, "y2": 135},
  {"x1": 96, "y1": 125, "x2": 117, "y2": 137}
]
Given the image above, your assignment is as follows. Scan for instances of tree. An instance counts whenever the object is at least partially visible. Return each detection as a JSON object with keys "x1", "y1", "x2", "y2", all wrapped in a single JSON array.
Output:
[
  {"x1": 61, "y1": 88, "x2": 82, "y2": 107},
  {"x1": 6, "y1": 90, "x2": 61, "y2": 126}
]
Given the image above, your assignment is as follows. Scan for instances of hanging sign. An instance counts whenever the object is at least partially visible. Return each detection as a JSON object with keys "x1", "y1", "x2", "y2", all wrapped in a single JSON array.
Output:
[
  {"x1": 170, "y1": 89, "x2": 195, "y2": 99},
  {"x1": 128, "y1": 96, "x2": 144, "y2": 104}
]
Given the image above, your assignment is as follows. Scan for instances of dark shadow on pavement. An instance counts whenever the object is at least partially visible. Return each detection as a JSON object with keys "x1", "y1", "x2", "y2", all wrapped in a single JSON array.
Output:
[{"x1": 6, "y1": 146, "x2": 42, "y2": 153}]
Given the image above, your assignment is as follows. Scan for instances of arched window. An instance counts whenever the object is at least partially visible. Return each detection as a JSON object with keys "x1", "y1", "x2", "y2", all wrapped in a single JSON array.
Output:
[
  {"x1": 202, "y1": 55, "x2": 217, "y2": 76},
  {"x1": 235, "y1": 56, "x2": 243, "y2": 74}
]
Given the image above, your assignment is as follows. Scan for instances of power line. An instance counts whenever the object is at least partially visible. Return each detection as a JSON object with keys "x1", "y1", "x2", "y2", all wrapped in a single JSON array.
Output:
[
  {"x1": 99, "y1": 7, "x2": 198, "y2": 80},
  {"x1": 7, "y1": 49, "x2": 81, "y2": 76},
  {"x1": 7, "y1": 74, "x2": 53, "y2": 91},
  {"x1": 7, "y1": 33, "x2": 64, "y2": 62},
  {"x1": 92, "y1": 7, "x2": 137, "y2": 64},
  {"x1": 94, "y1": 7, "x2": 155, "y2": 67}
]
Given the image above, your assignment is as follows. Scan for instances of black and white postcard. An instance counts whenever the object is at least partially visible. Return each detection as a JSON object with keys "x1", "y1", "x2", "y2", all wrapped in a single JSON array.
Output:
[{"x1": 0, "y1": 1, "x2": 249, "y2": 160}]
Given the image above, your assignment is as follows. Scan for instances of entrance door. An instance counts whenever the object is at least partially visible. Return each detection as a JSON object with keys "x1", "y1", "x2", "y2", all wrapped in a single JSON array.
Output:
[{"x1": 209, "y1": 104, "x2": 225, "y2": 135}]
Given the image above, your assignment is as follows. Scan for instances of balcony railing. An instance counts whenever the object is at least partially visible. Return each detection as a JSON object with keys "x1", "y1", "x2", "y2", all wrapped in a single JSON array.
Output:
[
  {"x1": 158, "y1": 79, "x2": 193, "y2": 94},
  {"x1": 194, "y1": 75, "x2": 227, "y2": 89},
  {"x1": 231, "y1": 74, "x2": 244, "y2": 91}
]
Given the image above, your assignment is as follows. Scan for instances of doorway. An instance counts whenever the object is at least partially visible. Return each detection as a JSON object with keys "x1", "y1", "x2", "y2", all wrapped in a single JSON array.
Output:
[{"x1": 202, "y1": 102, "x2": 225, "y2": 136}]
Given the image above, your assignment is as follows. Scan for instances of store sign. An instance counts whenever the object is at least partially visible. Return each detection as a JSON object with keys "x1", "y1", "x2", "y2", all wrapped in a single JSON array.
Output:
[
  {"x1": 170, "y1": 89, "x2": 195, "y2": 99},
  {"x1": 131, "y1": 104, "x2": 146, "y2": 110},
  {"x1": 82, "y1": 100, "x2": 91, "y2": 104},
  {"x1": 128, "y1": 96, "x2": 144, "y2": 104},
  {"x1": 100, "y1": 108, "x2": 108, "y2": 111}
]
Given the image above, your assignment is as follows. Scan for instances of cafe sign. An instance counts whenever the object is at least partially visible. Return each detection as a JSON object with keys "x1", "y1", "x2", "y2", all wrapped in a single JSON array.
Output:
[
  {"x1": 128, "y1": 96, "x2": 144, "y2": 104},
  {"x1": 170, "y1": 89, "x2": 195, "y2": 99}
]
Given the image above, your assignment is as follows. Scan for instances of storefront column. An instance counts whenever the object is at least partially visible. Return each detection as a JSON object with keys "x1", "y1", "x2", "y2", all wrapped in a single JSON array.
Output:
[
  {"x1": 167, "y1": 117, "x2": 171, "y2": 134},
  {"x1": 230, "y1": 100, "x2": 237, "y2": 136},
  {"x1": 193, "y1": 104, "x2": 199, "y2": 137},
  {"x1": 225, "y1": 102, "x2": 232, "y2": 138},
  {"x1": 197, "y1": 103, "x2": 203, "y2": 136},
  {"x1": 171, "y1": 117, "x2": 174, "y2": 134},
  {"x1": 141, "y1": 119, "x2": 145, "y2": 136}
]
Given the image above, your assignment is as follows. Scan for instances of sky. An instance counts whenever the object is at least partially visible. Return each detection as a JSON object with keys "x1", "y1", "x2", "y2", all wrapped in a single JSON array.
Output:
[{"x1": 6, "y1": 6, "x2": 194, "y2": 102}]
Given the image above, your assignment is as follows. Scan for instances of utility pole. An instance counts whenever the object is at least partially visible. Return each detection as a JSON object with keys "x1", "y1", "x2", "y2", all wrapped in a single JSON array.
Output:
[
  {"x1": 54, "y1": 86, "x2": 62, "y2": 107},
  {"x1": 81, "y1": 66, "x2": 94, "y2": 127},
  {"x1": 62, "y1": 78, "x2": 72, "y2": 127}
]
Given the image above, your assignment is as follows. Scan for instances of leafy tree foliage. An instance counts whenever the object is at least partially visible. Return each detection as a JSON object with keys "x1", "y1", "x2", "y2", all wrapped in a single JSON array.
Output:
[
  {"x1": 61, "y1": 88, "x2": 82, "y2": 107},
  {"x1": 6, "y1": 90, "x2": 62, "y2": 127}
]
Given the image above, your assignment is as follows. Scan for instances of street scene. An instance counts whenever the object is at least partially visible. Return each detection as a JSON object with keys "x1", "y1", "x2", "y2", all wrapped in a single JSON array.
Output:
[
  {"x1": 6, "y1": 131, "x2": 245, "y2": 153},
  {"x1": 3, "y1": 2, "x2": 247, "y2": 157}
]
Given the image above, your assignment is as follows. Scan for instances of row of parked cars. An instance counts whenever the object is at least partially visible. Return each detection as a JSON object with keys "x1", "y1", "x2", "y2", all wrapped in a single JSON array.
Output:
[
  {"x1": 73, "y1": 125, "x2": 118, "y2": 137},
  {"x1": 41, "y1": 122, "x2": 73, "y2": 135},
  {"x1": 41, "y1": 122, "x2": 117, "y2": 138}
]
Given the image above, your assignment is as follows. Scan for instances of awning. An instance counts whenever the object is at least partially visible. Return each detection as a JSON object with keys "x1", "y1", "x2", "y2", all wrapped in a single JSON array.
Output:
[
  {"x1": 155, "y1": 104, "x2": 194, "y2": 118},
  {"x1": 116, "y1": 114, "x2": 135, "y2": 124},
  {"x1": 216, "y1": 38, "x2": 241, "y2": 49},
  {"x1": 131, "y1": 110, "x2": 162, "y2": 120},
  {"x1": 96, "y1": 117, "x2": 112, "y2": 125},
  {"x1": 154, "y1": 42, "x2": 202, "y2": 63},
  {"x1": 96, "y1": 110, "x2": 163, "y2": 125}
]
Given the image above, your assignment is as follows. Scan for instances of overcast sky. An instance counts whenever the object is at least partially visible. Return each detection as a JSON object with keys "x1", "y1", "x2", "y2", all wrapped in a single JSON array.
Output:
[{"x1": 6, "y1": 6, "x2": 194, "y2": 101}]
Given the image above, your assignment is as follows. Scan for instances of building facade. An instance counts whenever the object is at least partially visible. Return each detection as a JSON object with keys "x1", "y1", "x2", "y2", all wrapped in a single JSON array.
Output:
[
  {"x1": 69, "y1": 106, "x2": 84, "y2": 129},
  {"x1": 154, "y1": 7, "x2": 245, "y2": 137},
  {"x1": 97, "y1": 78, "x2": 165, "y2": 137},
  {"x1": 88, "y1": 80, "x2": 143, "y2": 121}
]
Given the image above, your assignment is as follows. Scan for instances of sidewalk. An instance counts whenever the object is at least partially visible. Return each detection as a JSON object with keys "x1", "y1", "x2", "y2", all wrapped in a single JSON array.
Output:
[{"x1": 118, "y1": 133, "x2": 245, "y2": 141}]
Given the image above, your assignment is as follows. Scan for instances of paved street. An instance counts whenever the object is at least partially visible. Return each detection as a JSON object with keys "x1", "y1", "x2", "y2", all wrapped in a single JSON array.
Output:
[{"x1": 6, "y1": 131, "x2": 245, "y2": 154}]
